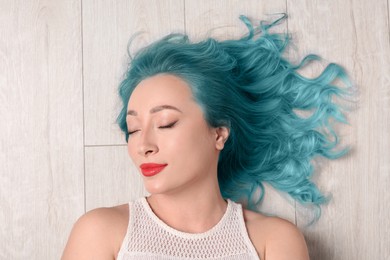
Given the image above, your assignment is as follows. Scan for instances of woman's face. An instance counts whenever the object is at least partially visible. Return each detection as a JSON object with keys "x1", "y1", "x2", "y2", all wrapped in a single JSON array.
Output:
[{"x1": 126, "y1": 74, "x2": 226, "y2": 195}]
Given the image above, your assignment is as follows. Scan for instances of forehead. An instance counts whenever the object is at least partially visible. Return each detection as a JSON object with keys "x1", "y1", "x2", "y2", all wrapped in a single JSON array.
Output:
[{"x1": 127, "y1": 74, "x2": 194, "y2": 110}]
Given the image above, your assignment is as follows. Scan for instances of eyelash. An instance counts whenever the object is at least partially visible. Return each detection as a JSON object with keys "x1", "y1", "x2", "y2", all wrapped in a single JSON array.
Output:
[
  {"x1": 127, "y1": 121, "x2": 177, "y2": 136},
  {"x1": 128, "y1": 130, "x2": 138, "y2": 135},
  {"x1": 159, "y1": 121, "x2": 177, "y2": 129}
]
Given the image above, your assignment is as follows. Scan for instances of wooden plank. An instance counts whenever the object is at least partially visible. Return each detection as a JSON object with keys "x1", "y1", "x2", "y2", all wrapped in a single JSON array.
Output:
[
  {"x1": 83, "y1": 0, "x2": 185, "y2": 146},
  {"x1": 85, "y1": 146, "x2": 147, "y2": 211},
  {"x1": 83, "y1": 0, "x2": 185, "y2": 210},
  {"x1": 185, "y1": 0, "x2": 287, "y2": 41},
  {"x1": 0, "y1": 0, "x2": 84, "y2": 259},
  {"x1": 184, "y1": 0, "x2": 296, "y2": 223},
  {"x1": 288, "y1": 0, "x2": 390, "y2": 259}
]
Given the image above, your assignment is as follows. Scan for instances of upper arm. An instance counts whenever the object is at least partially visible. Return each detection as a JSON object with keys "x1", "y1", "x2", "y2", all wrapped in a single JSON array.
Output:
[
  {"x1": 263, "y1": 218, "x2": 309, "y2": 260},
  {"x1": 246, "y1": 214, "x2": 309, "y2": 260},
  {"x1": 61, "y1": 208, "x2": 126, "y2": 260}
]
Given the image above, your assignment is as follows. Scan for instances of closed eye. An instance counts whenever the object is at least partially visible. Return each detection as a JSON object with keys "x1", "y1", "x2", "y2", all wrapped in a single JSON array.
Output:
[
  {"x1": 128, "y1": 121, "x2": 178, "y2": 136},
  {"x1": 128, "y1": 129, "x2": 139, "y2": 135},
  {"x1": 159, "y1": 121, "x2": 177, "y2": 129}
]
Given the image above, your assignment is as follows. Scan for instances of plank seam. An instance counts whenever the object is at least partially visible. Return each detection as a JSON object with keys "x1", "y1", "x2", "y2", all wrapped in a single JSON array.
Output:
[{"x1": 80, "y1": 0, "x2": 86, "y2": 214}]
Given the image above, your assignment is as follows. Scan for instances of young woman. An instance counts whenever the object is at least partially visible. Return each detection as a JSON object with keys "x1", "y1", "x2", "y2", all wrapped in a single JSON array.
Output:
[{"x1": 62, "y1": 15, "x2": 351, "y2": 260}]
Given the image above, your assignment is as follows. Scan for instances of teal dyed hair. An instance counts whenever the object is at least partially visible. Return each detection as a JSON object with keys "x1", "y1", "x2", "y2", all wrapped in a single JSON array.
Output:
[{"x1": 117, "y1": 15, "x2": 352, "y2": 215}]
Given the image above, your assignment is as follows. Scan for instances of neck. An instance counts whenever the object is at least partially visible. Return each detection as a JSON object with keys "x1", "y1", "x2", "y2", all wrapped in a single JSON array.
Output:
[{"x1": 146, "y1": 181, "x2": 227, "y2": 234}]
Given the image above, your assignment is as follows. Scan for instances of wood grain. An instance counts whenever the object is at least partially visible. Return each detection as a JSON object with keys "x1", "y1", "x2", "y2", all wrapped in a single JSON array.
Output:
[
  {"x1": 185, "y1": 0, "x2": 287, "y2": 41},
  {"x1": 85, "y1": 145, "x2": 147, "y2": 211},
  {"x1": 288, "y1": 0, "x2": 390, "y2": 259},
  {"x1": 0, "y1": 0, "x2": 84, "y2": 259},
  {"x1": 83, "y1": 0, "x2": 185, "y2": 146}
]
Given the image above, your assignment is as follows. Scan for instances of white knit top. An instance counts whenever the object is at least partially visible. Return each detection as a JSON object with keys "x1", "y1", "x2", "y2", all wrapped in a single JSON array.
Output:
[{"x1": 117, "y1": 197, "x2": 260, "y2": 260}]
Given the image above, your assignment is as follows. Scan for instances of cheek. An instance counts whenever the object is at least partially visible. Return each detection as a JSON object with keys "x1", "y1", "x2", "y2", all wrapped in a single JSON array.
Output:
[
  {"x1": 168, "y1": 128, "x2": 216, "y2": 176},
  {"x1": 166, "y1": 124, "x2": 215, "y2": 158}
]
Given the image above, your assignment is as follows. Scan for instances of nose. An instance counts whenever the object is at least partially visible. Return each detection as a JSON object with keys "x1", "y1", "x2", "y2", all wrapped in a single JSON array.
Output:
[{"x1": 137, "y1": 130, "x2": 159, "y2": 157}]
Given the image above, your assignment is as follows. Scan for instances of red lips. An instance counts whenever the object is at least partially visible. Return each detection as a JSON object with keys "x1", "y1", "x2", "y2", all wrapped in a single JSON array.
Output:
[{"x1": 140, "y1": 163, "x2": 167, "y2": 177}]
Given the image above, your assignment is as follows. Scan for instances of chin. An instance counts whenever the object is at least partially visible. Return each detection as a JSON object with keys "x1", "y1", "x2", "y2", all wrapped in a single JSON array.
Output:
[{"x1": 143, "y1": 180, "x2": 171, "y2": 195}]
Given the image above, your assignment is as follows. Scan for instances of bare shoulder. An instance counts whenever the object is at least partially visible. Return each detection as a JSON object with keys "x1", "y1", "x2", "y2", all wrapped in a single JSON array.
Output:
[
  {"x1": 243, "y1": 209, "x2": 309, "y2": 260},
  {"x1": 61, "y1": 204, "x2": 129, "y2": 260}
]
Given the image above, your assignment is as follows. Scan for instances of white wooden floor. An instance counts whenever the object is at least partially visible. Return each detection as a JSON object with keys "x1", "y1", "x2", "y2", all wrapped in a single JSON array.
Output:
[{"x1": 1, "y1": 1, "x2": 389, "y2": 259}]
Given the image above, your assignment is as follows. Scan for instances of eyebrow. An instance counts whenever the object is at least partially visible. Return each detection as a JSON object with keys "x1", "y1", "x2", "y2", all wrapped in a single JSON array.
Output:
[{"x1": 127, "y1": 105, "x2": 183, "y2": 116}]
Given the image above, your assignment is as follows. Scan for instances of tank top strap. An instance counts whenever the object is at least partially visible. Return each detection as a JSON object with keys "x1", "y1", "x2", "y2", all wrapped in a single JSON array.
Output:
[
  {"x1": 232, "y1": 201, "x2": 261, "y2": 258},
  {"x1": 116, "y1": 200, "x2": 135, "y2": 259}
]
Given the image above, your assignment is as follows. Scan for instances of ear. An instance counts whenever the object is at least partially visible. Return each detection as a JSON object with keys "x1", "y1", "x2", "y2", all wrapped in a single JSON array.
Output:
[{"x1": 214, "y1": 127, "x2": 229, "y2": 150}]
